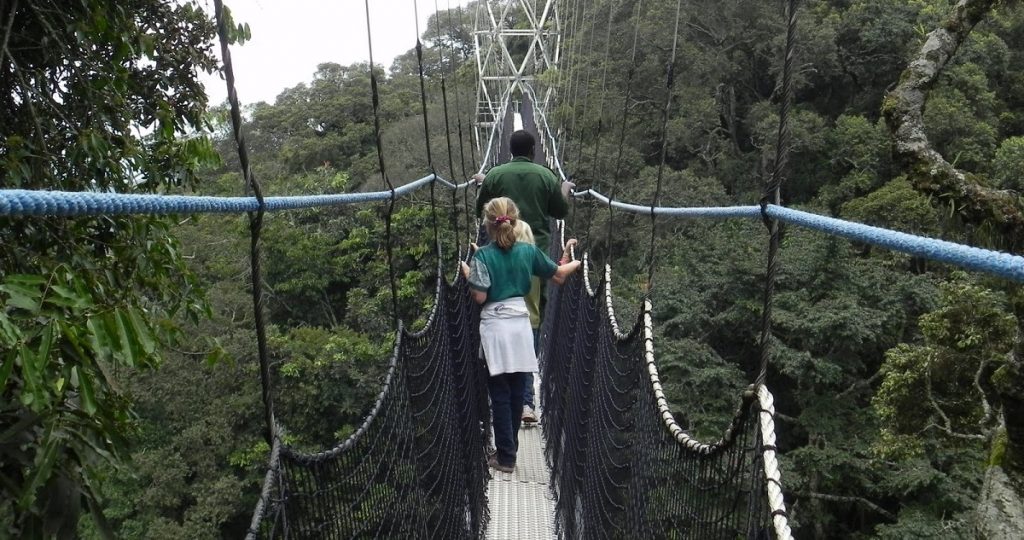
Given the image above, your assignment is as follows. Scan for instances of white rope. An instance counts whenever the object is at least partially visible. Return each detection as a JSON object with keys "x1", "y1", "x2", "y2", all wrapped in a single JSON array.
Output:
[
  {"x1": 642, "y1": 301, "x2": 725, "y2": 454},
  {"x1": 582, "y1": 251, "x2": 595, "y2": 298},
  {"x1": 757, "y1": 384, "x2": 793, "y2": 540},
  {"x1": 602, "y1": 263, "x2": 624, "y2": 338},
  {"x1": 574, "y1": 187, "x2": 760, "y2": 218},
  {"x1": 559, "y1": 219, "x2": 566, "y2": 255},
  {"x1": 435, "y1": 176, "x2": 477, "y2": 190}
]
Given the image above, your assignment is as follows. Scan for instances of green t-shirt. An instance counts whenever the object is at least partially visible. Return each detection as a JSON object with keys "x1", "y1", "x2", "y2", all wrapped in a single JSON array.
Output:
[
  {"x1": 468, "y1": 242, "x2": 558, "y2": 304},
  {"x1": 476, "y1": 156, "x2": 569, "y2": 250}
]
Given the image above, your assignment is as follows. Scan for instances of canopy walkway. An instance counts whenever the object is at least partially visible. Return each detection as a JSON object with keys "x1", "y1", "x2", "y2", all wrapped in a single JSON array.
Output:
[
  {"x1": 4, "y1": 0, "x2": 1024, "y2": 538},
  {"x1": 5, "y1": 92, "x2": 1024, "y2": 537}
]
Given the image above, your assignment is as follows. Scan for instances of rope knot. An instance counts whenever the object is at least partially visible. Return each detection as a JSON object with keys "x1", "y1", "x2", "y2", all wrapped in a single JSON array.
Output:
[{"x1": 758, "y1": 196, "x2": 773, "y2": 228}]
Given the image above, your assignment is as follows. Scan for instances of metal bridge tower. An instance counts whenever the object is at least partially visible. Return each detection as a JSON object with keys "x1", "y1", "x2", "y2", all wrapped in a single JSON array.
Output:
[{"x1": 473, "y1": 0, "x2": 561, "y2": 166}]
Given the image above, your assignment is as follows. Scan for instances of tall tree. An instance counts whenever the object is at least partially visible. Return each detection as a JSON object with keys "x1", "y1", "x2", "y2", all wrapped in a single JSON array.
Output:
[{"x1": 0, "y1": 1, "x2": 221, "y2": 535}]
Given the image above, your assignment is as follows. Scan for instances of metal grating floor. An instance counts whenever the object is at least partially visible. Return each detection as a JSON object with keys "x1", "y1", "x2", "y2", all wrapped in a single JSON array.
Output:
[
  {"x1": 486, "y1": 375, "x2": 556, "y2": 540},
  {"x1": 486, "y1": 424, "x2": 556, "y2": 539}
]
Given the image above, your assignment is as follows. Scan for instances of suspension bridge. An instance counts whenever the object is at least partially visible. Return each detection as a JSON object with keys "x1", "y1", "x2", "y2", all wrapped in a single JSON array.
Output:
[{"x1": 3, "y1": 0, "x2": 1024, "y2": 538}]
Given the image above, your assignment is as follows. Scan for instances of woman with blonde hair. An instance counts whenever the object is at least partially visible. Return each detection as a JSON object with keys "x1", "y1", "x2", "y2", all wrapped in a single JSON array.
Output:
[{"x1": 461, "y1": 197, "x2": 579, "y2": 473}]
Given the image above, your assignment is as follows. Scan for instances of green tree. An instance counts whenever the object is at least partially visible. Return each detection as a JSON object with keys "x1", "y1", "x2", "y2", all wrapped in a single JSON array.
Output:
[
  {"x1": 992, "y1": 135, "x2": 1024, "y2": 190},
  {"x1": 0, "y1": 1, "x2": 223, "y2": 534},
  {"x1": 872, "y1": 276, "x2": 1015, "y2": 536}
]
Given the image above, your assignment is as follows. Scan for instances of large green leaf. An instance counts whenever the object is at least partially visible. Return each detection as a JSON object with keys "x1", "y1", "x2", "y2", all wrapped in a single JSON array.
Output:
[
  {"x1": 47, "y1": 284, "x2": 93, "y2": 310},
  {"x1": 18, "y1": 428, "x2": 59, "y2": 511},
  {"x1": 127, "y1": 307, "x2": 157, "y2": 356},
  {"x1": 0, "y1": 311, "x2": 20, "y2": 345},
  {"x1": 75, "y1": 366, "x2": 98, "y2": 416},
  {"x1": 85, "y1": 316, "x2": 114, "y2": 363},
  {"x1": 0, "y1": 281, "x2": 42, "y2": 312}
]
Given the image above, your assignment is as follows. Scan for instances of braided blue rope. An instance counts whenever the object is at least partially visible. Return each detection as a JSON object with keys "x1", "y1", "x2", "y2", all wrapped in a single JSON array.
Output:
[
  {"x1": 764, "y1": 205, "x2": 1024, "y2": 282},
  {"x1": 5, "y1": 180, "x2": 1023, "y2": 282},
  {"x1": 573, "y1": 189, "x2": 1024, "y2": 282},
  {"x1": 0, "y1": 174, "x2": 474, "y2": 217}
]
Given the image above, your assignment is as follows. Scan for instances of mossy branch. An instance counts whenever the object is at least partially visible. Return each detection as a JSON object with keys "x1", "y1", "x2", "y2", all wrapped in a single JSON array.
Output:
[{"x1": 882, "y1": 0, "x2": 1024, "y2": 250}]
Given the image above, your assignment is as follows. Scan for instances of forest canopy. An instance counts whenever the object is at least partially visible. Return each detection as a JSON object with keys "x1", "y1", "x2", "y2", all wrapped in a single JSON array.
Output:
[{"x1": 1, "y1": 0, "x2": 1023, "y2": 538}]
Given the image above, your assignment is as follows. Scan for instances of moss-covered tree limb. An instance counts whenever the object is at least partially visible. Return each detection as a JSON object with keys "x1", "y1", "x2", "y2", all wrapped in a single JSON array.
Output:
[{"x1": 882, "y1": 0, "x2": 1024, "y2": 248}]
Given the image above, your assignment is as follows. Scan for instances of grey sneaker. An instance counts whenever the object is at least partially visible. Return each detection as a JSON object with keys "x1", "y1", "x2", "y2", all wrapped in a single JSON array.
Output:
[
  {"x1": 488, "y1": 455, "x2": 515, "y2": 474},
  {"x1": 522, "y1": 405, "x2": 538, "y2": 424}
]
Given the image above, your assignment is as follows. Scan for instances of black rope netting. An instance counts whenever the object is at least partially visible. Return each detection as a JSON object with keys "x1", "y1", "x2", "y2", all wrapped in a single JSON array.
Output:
[
  {"x1": 540, "y1": 241, "x2": 776, "y2": 539},
  {"x1": 246, "y1": 273, "x2": 489, "y2": 538}
]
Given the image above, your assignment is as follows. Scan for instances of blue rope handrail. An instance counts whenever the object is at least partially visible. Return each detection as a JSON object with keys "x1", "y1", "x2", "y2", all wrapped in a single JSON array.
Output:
[
  {"x1": 763, "y1": 205, "x2": 1024, "y2": 282},
  {"x1": 573, "y1": 188, "x2": 1024, "y2": 283},
  {"x1": 3, "y1": 180, "x2": 1023, "y2": 282},
  {"x1": 0, "y1": 174, "x2": 473, "y2": 217}
]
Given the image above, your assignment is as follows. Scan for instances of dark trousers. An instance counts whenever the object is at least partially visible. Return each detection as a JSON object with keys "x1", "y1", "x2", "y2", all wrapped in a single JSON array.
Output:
[
  {"x1": 523, "y1": 329, "x2": 539, "y2": 408},
  {"x1": 488, "y1": 372, "x2": 527, "y2": 467}
]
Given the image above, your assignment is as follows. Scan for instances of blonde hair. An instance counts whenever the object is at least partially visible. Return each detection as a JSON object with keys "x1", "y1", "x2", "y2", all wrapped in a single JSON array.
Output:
[
  {"x1": 515, "y1": 220, "x2": 535, "y2": 245},
  {"x1": 483, "y1": 197, "x2": 520, "y2": 250}
]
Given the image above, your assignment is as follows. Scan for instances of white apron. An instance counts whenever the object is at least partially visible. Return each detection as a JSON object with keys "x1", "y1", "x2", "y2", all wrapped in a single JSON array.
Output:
[{"x1": 479, "y1": 297, "x2": 537, "y2": 376}]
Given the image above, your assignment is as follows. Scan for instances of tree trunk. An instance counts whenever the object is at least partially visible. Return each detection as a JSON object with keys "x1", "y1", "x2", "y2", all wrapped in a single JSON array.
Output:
[
  {"x1": 974, "y1": 464, "x2": 1024, "y2": 539},
  {"x1": 882, "y1": 1, "x2": 1024, "y2": 536}
]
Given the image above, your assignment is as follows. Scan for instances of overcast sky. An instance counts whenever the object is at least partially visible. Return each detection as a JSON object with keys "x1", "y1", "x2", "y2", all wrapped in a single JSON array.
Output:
[{"x1": 201, "y1": 0, "x2": 471, "y2": 106}]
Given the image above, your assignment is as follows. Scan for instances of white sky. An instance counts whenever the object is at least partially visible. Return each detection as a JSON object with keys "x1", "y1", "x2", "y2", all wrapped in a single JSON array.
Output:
[{"x1": 201, "y1": 0, "x2": 471, "y2": 106}]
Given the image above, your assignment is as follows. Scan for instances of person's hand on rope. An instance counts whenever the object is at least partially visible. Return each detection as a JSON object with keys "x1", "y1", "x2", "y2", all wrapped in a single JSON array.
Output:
[
  {"x1": 460, "y1": 243, "x2": 479, "y2": 280},
  {"x1": 551, "y1": 238, "x2": 581, "y2": 285},
  {"x1": 560, "y1": 238, "x2": 578, "y2": 264},
  {"x1": 551, "y1": 258, "x2": 581, "y2": 285},
  {"x1": 560, "y1": 179, "x2": 575, "y2": 199},
  {"x1": 472, "y1": 173, "x2": 485, "y2": 185}
]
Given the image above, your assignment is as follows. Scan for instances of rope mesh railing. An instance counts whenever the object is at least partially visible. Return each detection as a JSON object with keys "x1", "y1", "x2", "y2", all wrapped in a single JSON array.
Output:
[
  {"x1": 246, "y1": 272, "x2": 488, "y2": 538},
  {"x1": 539, "y1": 237, "x2": 785, "y2": 539}
]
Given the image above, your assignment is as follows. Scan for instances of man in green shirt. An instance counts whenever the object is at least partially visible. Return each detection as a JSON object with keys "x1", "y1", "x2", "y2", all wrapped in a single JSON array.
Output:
[
  {"x1": 475, "y1": 130, "x2": 571, "y2": 252},
  {"x1": 475, "y1": 130, "x2": 572, "y2": 423}
]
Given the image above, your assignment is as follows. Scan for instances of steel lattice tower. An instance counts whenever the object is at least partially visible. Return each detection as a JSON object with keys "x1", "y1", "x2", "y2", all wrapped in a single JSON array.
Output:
[{"x1": 473, "y1": 0, "x2": 561, "y2": 165}]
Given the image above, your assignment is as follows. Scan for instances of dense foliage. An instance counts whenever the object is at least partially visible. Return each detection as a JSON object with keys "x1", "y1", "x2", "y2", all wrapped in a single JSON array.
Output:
[
  {"x1": 2, "y1": 0, "x2": 1023, "y2": 538},
  {"x1": 0, "y1": 1, "x2": 224, "y2": 536}
]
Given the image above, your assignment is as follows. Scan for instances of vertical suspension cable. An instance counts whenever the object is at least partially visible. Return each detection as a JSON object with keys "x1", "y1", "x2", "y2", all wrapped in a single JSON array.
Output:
[
  {"x1": 605, "y1": 0, "x2": 645, "y2": 271},
  {"x1": 445, "y1": 1, "x2": 470, "y2": 181},
  {"x1": 213, "y1": 0, "x2": 274, "y2": 442},
  {"x1": 445, "y1": 0, "x2": 472, "y2": 252},
  {"x1": 757, "y1": 0, "x2": 799, "y2": 385},
  {"x1": 563, "y1": 0, "x2": 587, "y2": 232},
  {"x1": 646, "y1": 0, "x2": 683, "y2": 291},
  {"x1": 466, "y1": 2, "x2": 481, "y2": 170},
  {"x1": 364, "y1": 0, "x2": 400, "y2": 326},
  {"x1": 582, "y1": 0, "x2": 617, "y2": 251},
  {"x1": 456, "y1": 4, "x2": 479, "y2": 246},
  {"x1": 432, "y1": 0, "x2": 460, "y2": 255},
  {"x1": 571, "y1": 0, "x2": 600, "y2": 178},
  {"x1": 562, "y1": 0, "x2": 585, "y2": 170},
  {"x1": 413, "y1": 0, "x2": 442, "y2": 261}
]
